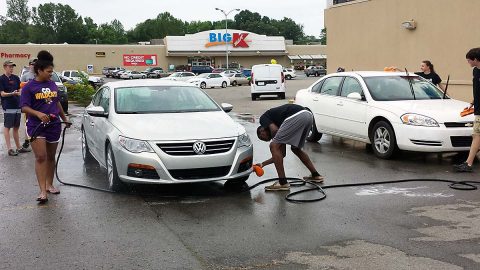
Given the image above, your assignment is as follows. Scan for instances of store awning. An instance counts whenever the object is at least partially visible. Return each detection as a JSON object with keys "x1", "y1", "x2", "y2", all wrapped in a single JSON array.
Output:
[{"x1": 288, "y1": 54, "x2": 327, "y2": 60}]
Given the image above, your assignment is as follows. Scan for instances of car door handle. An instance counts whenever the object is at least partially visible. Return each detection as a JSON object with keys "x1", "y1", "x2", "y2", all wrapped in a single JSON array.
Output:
[
  {"x1": 313, "y1": 97, "x2": 319, "y2": 101},
  {"x1": 337, "y1": 102, "x2": 344, "y2": 106},
  {"x1": 90, "y1": 122, "x2": 94, "y2": 127}
]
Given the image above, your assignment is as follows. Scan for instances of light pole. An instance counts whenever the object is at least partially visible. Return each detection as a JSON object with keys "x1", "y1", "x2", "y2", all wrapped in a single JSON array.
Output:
[{"x1": 215, "y1": 8, "x2": 240, "y2": 69}]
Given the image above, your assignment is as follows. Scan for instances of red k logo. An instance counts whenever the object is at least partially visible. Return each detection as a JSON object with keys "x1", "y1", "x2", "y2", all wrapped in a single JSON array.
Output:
[{"x1": 232, "y1": 33, "x2": 249, "y2": 48}]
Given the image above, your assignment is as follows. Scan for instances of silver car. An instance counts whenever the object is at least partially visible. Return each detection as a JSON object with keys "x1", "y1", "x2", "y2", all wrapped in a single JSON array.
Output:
[{"x1": 81, "y1": 80, "x2": 253, "y2": 190}]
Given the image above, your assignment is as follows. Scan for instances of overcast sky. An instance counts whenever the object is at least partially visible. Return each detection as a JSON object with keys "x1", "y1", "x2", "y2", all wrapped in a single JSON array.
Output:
[{"x1": 0, "y1": 0, "x2": 326, "y2": 36}]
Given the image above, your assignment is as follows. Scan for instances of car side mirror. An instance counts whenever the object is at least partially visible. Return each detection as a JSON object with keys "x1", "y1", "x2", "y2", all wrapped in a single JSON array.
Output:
[
  {"x1": 221, "y1": 103, "x2": 233, "y2": 113},
  {"x1": 346, "y1": 92, "x2": 363, "y2": 100},
  {"x1": 86, "y1": 106, "x2": 108, "y2": 117}
]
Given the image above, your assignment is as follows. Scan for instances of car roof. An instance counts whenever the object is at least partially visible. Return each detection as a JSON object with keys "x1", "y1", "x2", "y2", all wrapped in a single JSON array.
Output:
[
  {"x1": 103, "y1": 79, "x2": 195, "y2": 89},
  {"x1": 331, "y1": 71, "x2": 420, "y2": 77}
]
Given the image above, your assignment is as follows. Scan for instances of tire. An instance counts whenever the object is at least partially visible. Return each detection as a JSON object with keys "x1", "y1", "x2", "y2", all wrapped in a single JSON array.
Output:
[
  {"x1": 286, "y1": 75, "x2": 292, "y2": 80},
  {"x1": 306, "y1": 74, "x2": 310, "y2": 77},
  {"x1": 251, "y1": 94, "x2": 257, "y2": 101},
  {"x1": 221, "y1": 81, "x2": 228, "y2": 88},
  {"x1": 224, "y1": 176, "x2": 250, "y2": 190},
  {"x1": 106, "y1": 144, "x2": 123, "y2": 191},
  {"x1": 306, "y1": 117, "x2": 323, "y2": 142},
  {"x1": 81, "y1": 127, "x2": 94, "y2": 163},
  {"x1": 200, "y1": 82, "x2": 206, "y2": 89},
  {"x1": 278, "y1": 93, "x2": 286, "y2": 99},
  {"x1": 142, "y1": 75, "x2": 146, "y2": 79},
  {"x1": 315, "y1": 72, "x2": 319, "y2": 77},
  {"x1": 370, "y1": 121, "x2": 397, "y2": 159},
  {"x1": 231, "y1": 80, "x2": 238, "y2": 86},
  {"x1": 129, "y1": 76, "x2": 133, "y2": 80}
]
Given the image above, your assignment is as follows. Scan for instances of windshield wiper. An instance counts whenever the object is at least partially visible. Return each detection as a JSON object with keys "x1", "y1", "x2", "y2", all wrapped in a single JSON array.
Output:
[{"x1": 443, "y1": 75, "x2": 450, "y2": 99}]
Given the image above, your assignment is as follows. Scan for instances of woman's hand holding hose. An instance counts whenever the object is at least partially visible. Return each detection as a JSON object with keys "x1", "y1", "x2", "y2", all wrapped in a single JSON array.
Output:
[{"x1": 36, "y1": 112, "x2": 50, "y2": 123}]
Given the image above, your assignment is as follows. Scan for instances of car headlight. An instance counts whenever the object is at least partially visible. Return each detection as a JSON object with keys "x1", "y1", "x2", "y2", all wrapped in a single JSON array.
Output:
[
  {"x1": 401, "y1": 114, "x2": 439, "y2": 127},
  {"x1": 238, "y1": 132, "x2": 252, "y2": 148},
  {"x1": 118, "y1": 136, "x2": 154, "y2": 153}
]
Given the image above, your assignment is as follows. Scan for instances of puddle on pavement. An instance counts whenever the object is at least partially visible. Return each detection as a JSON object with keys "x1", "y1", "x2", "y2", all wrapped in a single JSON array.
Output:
[{"x1": 355, "y1": 186, "x2": 454, "y2": 198}]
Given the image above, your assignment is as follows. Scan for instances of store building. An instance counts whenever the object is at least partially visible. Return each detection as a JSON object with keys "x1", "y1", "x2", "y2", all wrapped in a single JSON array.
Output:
[
  {"x1": 325, "y1": 0, "x2": 480, "y2": 101},
  {"x1": 0, "y1": 30, "x2": 326, "y2": 74}
]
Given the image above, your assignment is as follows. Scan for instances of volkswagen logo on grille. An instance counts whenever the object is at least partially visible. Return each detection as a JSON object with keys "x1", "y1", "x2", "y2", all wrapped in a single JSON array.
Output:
[{"x1": 193, "y1": 141, "x2": 206, "y2": 155}]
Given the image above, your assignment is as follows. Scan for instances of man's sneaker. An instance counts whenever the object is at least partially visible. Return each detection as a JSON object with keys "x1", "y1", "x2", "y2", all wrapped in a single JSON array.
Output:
[
  {"x1": 265, "y1": 181, "x2": 290, "y2": 191},
  {"x1": 303, "y1": 174, "x2": 324, "y2": 183},
  {"x1": 22, "y1": 141, "x2": 30, "y2": 149},
  {"x1": 8, "y1": 149, "x2": 18, "y2": 156},
  {"x1": 453, "y1": 162, "x2": 473, "y2": 172},
  {"x1": 17, "y1": 147, "x2": 31, "y2": 153}
]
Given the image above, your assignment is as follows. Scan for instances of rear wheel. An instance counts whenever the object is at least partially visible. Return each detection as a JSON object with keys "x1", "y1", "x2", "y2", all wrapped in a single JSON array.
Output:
[
  {"x1": 221, "y1": 81, "x2": 228, "y2": 88},
  {"x1": 286, "y1": 75, "x2": 292, "y2": 80},
  {"x1": 141, "y1": 75, "x2": 146, "y2": 79},
  {"x1": 200, "y1": 82, "x2": 206, "y2": 89},
  {"x1": 81, "y1": 127, "x2": 94, "y2": 163},
  {"x1": 106, "y1": 144, "x2": 123, "y2": 191},
  {"x1": 306, "y1": 117, "x2": 322, "y2": 142},
  {"x1": 251, "y1": 94, "x2": 258, "y2": 101},
  {"x1": 371, "y1": 121, "x2": 397, "y2": 159},
  {"x1": 231, "y1": 80, "x2": 238, "y2": 86}
]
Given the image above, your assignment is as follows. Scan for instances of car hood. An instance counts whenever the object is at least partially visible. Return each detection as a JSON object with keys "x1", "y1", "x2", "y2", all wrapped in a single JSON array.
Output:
[
  {"x1": 374, "y1": 99, "x2": 474, "y2": 123},
  {"x1": 112, "y1": 111, "x2": 244, "y2": 141}
]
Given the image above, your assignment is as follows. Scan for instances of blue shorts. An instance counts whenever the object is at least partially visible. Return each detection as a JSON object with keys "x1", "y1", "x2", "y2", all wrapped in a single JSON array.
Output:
[
  {"x1": 3, "y1": 110, "x2": 21, "y2": 128},
  {"x1": 26, "y1": 121, "x2": 62, "y2": 143}
]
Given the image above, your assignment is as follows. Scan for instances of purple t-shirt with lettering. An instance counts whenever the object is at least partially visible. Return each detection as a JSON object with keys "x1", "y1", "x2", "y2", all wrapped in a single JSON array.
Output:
[{"x1": 20, "y1": 79, "x2": 60, "y2": 128}]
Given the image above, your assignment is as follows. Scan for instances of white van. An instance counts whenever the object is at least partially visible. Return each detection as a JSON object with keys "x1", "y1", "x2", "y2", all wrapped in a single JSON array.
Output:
[{"x1": 250, "y1": 64, "x2": 286, "y2": 100}]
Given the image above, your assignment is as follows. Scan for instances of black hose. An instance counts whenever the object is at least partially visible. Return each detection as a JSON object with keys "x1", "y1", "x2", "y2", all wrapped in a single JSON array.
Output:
[{"x1": 49, "y1": 124, "x2": 480, "y2": 202}]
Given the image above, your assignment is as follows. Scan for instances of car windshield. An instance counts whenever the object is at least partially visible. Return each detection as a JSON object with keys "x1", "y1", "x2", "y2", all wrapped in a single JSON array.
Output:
[
  {"x1": 170, "y1": 73, "x2": 180, "y2": 77},
  {"x1": 115, "y1": 86, "x2": 220, "y2": 114},
  {"x1": 51, "y1": 72, "x2": 61, "y2": 83},
  {"x1": 197, "y1": 74, "x2": 209, "y2": 78},
  {"x1": 364, "y1": 76, "x2": 447, "y2": 101}
]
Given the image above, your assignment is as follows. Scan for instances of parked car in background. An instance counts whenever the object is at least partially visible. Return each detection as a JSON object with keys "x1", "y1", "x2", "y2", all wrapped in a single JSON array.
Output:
[
  {"x1": 102, "y1": 67, "x2": 113, "y2": 77},
  {"x1": 242, "y1": 69, "x2": 252, "y2": 78},
  {"x1": 283, "y1": 68, "x2": 297, "y2": 80},
  {"x1": 191, "y1": 66, "x2": 213, "y2": 74},
  {"x1": 295, "y1": 71, "x2": 475, "y2": 159},
  {"x1": 120, "y1": 70, "x2": 146, "y2": 80},
  {"x1": 212, "y1": 68, "x2": 225, "y2": 73},
  {"x1": 221, "y1": 70, "x2": 240, "y2": 76},
  {"x1": 250, "y1": 64, "x2": 286, "y2": 100},
  {"x1": 229, "y1": 73, "x2": 250, "y2": 86},
  {"x1": 304, "y1": 66, "x2": 327, "y2": 77},
  {"x1": 81, "y1": 80, "x2": 253, "y2": 191},
  {"x1": 142, "y1": 67, "x2": 165, "y2": 78},
  {"x1": 150, "y1": 70, "x2": 171, "y2": 78},
  {"x1": 187, "y1": 73, "x2": 229, "y2": 89},
  {"x1": 161, "y1": 72, "x2": 196, "y2": 82},
  {"x1": 108, "y1": 67, "x2": 125, "y2": 78},
  {"x1": 61, "y1": 70, "x2": 104, "y2": 88},
  {"x1": 51, "y1": 71, "x2": 69, "y2": 114}
]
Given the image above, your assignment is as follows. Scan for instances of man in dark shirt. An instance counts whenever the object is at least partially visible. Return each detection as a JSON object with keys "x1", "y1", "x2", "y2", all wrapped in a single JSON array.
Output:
[
  {"x1": 0, "y1": 60, "x2": 29, "y2": 156},
  {"x1": 256, "y1": 104, "x2": 323, "y2": 191},
  {"x1": 454, "y1": 48, "x2": 480, "y2": 172}
]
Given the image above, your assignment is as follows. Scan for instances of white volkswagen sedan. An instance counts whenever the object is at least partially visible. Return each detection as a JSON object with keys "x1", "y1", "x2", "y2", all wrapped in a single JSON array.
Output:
[
  {"x1": 81, "y1": 80, "x2": 253, "y2": 190},
  {"x1": 187, "y1": 73, "x2": 230, "y2": 89},
  {"x1": 295, "y1": 71, "x2": 475, "y2": 159}
]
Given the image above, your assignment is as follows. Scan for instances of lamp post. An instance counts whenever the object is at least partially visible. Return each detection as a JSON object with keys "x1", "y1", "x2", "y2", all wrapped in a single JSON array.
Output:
[{"x1": 215, "y1": 8, "x2": 240, "y2": 69}]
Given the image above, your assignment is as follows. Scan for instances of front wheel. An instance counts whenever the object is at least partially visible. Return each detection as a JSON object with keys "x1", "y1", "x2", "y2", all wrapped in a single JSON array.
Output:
[
  {"x1": 81, "y1": 127, "x2": 94, "y2": 163},
  {"x1": 221, "y1": 81, "x2": 228, "y2": 88},
  {"x1": 141, "y1": 75, "x2": 146, "y2": 79},
  {"x1": 200, "y1": 82, "x2": 206, "y2": 89},
  {"x1": 306, "y1": 117, "x2": 323, "y2": 142},
  {"x1": 106, "y1": 144, "x2": 123, "y2": 191},
  {"x1": 251, "y1": 94, "x2": 258, "y2": 101},
  {"x1": 371, "y1": 121, "x2": 397, "y2": 159},
  {"x1": 231, "y1": 80, "x2": 238, "y2": 86},
  {"x1": 286, "y1": 75, "x2": 292, "y2": 80}
]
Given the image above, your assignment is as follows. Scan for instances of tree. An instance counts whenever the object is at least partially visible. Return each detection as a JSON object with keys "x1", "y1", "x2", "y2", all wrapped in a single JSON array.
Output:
[
  {"x1": 319, "y1": 28, "x2": 327, "y2": 45},
  {"x1": 128, "y1": 12, "x2": 185, "y2": 43},
  {"x1": 97, "y1": 19, "x2": 127, "y2": 44},
  {"x1": 3, "y1": 0, "x2": 30, "y2": 43},
  {"x1": 6, "y1": 0, "x2": 30, "y2": 25}
]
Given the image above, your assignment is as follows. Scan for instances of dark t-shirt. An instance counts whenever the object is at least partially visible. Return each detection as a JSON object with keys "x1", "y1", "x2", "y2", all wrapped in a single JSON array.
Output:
[
  {"x1": 415, "y1": 72, "x2": 442, "y2": 86},
  {"x1": 260, "y1": 104, "x2": 305, "y2": 128},
  {"x1": 473, "y1": 67, "x2": 480, "y2": 116},
  {"x1": 20, "y1": 79, "x2": 60, "y2": 128},
  {"x1": 0, "y1": 74, "x2": 21, "y2": 110}
]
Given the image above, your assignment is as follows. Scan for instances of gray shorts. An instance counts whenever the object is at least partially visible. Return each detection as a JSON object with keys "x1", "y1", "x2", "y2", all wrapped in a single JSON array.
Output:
[
  {"x1": 272, "y1": 110, "x2": 313, "y2": 149},
  {"x1": 3, "y1": 110, "x2": 21, "y2": 128}
]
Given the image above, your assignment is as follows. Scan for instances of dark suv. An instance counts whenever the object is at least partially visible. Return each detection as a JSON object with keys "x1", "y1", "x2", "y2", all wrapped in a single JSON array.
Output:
[
  {"x1": 304, "y1": 66, "x2": 327, "y2": 77},
  {"x1": 142, "y1": 67, "x2": 165, "y2": 78},
  {"x1": 191, "y1": 66, "x2": 213, "y2": 75}
]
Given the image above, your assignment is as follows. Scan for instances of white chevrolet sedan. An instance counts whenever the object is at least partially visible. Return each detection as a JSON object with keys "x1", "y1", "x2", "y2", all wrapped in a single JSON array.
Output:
[
  {"x1": 187, "y1": 73, "x2": 230, "y2": 89},
  {"x1": 81, "y1": 80, "x2": 253, "y2": 190},
  {"x1": 295, "y1": 71, "x2": 475, "y2": 159}
]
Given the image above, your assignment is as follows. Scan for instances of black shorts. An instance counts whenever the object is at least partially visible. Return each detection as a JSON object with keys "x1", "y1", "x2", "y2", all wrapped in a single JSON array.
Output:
[{"x1": 3, "y1": 111, "x2": 21, "y2": 128}]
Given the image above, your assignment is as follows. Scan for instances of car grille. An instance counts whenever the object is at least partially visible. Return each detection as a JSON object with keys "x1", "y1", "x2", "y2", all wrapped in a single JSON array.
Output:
[
  {"x1": 450, "y1": 136, "x2": 472, "y2": 147},
  {"x1": 169, "y1": 166, "x2": 231, "y2": 180},
  {"x1": 444, "y1": 122, "x2": 474, "y2": 128},
  {"x1": 157, "y1": 139, "x2": 235, "y2": 156},
  {"x1": 410, "y1": 139, "x2": 442, "y2": 146}
]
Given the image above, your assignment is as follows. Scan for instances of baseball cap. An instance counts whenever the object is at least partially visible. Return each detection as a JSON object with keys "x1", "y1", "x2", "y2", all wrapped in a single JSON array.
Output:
[
  {"x1": 3, "y1": 60, "x2": 16, "y2": 67},
  {"x1": 28, "y1": 58, "x2": 37, "y2": 65}
]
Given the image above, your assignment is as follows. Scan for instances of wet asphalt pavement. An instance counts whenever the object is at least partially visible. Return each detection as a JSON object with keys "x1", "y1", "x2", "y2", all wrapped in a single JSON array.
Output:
[{"x1": 1, "y1": 76, "x2": 480, "y2": 269}]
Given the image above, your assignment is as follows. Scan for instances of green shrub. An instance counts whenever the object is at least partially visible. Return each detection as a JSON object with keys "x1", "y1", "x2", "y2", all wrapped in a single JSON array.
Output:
[{"x1": 65, "y1": 82, "x2": 96, "y2": 107}]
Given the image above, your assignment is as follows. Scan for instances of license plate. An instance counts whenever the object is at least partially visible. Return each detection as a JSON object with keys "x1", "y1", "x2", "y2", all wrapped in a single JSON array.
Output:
[{"x1": 257, "y1": 82, "x2": 265, "y2": 86}]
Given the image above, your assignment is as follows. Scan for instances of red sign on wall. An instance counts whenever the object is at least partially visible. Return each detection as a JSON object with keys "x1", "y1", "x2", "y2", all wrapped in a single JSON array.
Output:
[{"x1": 123, "y1": 54, "x2": 157, "y2": 66}]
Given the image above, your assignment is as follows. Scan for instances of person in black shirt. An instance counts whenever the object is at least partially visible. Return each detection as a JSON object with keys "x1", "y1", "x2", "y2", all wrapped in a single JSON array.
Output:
[
  {"x1": 256, "y1": 104, "x2": 323, "y2": 191},
  {"x1": 454, "y1": 48, "x2": 480, "y2": 172},
  {"x1": 415, "y1": 60, "x2": 445, "y2": 91}
]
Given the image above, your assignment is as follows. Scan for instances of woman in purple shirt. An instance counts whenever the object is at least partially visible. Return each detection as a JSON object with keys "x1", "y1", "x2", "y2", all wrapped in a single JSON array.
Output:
[{"x1": 20, "y1": 51, "x2": 70, "y2": 203}]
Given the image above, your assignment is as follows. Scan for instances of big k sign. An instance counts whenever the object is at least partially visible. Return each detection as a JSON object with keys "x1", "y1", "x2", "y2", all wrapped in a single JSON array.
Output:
[{"x1": 165, "y1": 30, "x2": 286, "y2": 54}]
